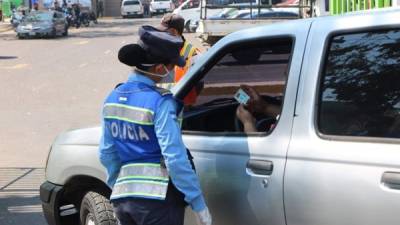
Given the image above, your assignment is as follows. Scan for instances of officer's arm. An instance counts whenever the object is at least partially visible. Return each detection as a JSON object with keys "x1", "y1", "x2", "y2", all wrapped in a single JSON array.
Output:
[
  {"x1": 154, "y1": 97, "x2": 206, "y2": 212},
  {"x1": 99, "y1": 120, "x2": 122, "y2": 188}
]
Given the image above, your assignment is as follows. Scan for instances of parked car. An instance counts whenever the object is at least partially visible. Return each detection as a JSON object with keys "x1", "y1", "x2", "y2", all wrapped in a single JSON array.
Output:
[
  {"x1": 40, "y1": 8, "x2": 400, "y2": 225},
  {"x1": 121, "y1": 0, "x2": 143, "y2": 18},
  {"x1": 150, "y1": 0, "x2": 174, "y2": 14},
  {"x1": 16, "y1": 11, "x2": 68, "y2": 39},
  {"x1": 227, "y1": 8, "x2": 299, "y2": 19},
  {"x1": 208, "y1": 8, "x2": 239, "y2": 19},
  {"x1": 240, "y1": 9, "x2": 299, "y2": 19}
]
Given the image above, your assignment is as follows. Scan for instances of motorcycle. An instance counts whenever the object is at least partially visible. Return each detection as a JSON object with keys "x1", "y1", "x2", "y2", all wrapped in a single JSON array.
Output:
[
  {"x1": 64, "y1": 8, "x2": 81, "y2": 28},
  {"x1": 80, "y1": 12, "x2": 90, "y2": 27},
  {"x1": 10, "y1": 9, "x2": 24, "y2": 28},
  {"x1": 80, "y1": 10, "x2": 98, "y2": 27}
]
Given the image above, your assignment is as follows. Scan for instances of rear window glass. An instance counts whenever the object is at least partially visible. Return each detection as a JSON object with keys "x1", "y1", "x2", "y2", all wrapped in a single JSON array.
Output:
[
  {"x1": 318, "y1": 29, "x2": 400, "y2": 139},
  {"x1": 124, "y1": 1, "x2": 140, "y2": 5}
]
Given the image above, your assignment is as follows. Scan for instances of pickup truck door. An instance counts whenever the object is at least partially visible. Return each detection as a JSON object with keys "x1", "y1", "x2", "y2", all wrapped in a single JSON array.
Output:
[
  {"x1": 175, "y1": 20, "x2": 311, "y2": 225},
  {"x1": 285, "y1": 10, "x2": 400, "y2": 225}
]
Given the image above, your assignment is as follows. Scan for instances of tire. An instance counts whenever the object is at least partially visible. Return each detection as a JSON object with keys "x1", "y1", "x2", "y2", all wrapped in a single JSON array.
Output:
[
  {"x1": 50, "y1": 28, "x2": 57, "y2": 38},
  {"x1": 80, "y1": 192, "x2": 117, "y2": 225},
  {"x1": 185, "y1": 20, "x2": 191, "y2": 33},
  {"x1": 190, "y1": 25, "x2": 197, "y2": 33},
  {"x1": 62, "y1": 26, "x2": 68, "y2": 36}
]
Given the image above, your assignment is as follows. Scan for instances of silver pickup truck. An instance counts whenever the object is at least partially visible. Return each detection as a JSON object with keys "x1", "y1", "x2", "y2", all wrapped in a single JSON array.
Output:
[{"x1": 40, "y1": 8, "x2": 400, "y2": 225}]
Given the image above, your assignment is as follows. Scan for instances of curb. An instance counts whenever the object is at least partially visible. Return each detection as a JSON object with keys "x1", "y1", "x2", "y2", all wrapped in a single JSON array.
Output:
[{"x1": 0, "y1": 24, "x2": 13, "y2": 33}]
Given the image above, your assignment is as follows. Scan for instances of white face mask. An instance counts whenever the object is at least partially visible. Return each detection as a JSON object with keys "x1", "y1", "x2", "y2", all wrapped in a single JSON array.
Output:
[
  {"x1": 159, "y1": 65, "x2": 175, "y2": 84},
  {"x1": 135, "y1": 64, "x2": 173, "y2": 80}
]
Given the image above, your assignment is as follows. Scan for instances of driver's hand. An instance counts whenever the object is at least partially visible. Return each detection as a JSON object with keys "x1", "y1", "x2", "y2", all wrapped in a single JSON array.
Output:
[
  {"x1": 236, "y1": 105, "x2": 257, "y2": 132},
  {"x1": 240, "y1": 85, "x2": 268, "y2": 114}
]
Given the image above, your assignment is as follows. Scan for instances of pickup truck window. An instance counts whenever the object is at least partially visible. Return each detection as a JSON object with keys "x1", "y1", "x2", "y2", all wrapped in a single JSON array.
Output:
[
  {"x1": 182, "y1": 38, "x2": 292, "y2": 134},
  {"x1": 318, "y1": 29, "x2": 400, "y2": 139}
]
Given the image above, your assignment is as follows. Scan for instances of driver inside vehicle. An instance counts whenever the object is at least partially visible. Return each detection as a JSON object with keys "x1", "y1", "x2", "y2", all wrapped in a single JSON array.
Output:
[{"x1": 236, "y1": 84, "x2": 281, "y2": 133}]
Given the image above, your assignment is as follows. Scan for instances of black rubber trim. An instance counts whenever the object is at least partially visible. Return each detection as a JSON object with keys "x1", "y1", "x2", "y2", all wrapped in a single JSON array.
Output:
[
  {"x1": 40, "y1": 181, "x2": 55, "y2": 203},
  {"x1": 382, "y1": 172, "x2": 400, "y2": 190},
  {"x1": 40, "y1": 181, "x2": 64, "y2": 225}
]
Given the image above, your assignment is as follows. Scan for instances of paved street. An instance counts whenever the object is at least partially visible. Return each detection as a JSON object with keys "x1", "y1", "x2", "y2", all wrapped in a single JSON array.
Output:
[{"x1": 0, "y1": 18, "x2": 206, "y2": 225}]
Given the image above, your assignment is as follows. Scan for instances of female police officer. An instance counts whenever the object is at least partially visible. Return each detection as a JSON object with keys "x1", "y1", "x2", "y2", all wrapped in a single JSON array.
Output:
[{"x1": 99, "y1": 25, "x2": 211, "y2": 225}]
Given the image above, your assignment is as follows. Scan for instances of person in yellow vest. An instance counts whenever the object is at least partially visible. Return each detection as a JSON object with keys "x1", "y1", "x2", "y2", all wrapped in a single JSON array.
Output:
[{"x1": 157, "y1": 13, "x2": 202, "y2": 106}]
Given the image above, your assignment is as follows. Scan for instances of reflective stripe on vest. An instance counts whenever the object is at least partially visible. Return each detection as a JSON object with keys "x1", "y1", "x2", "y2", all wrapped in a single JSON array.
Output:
[
  {"x1": 181, "y1": 42, "x2": 193, "y2": 60},
  {"x1": 156, "y1": 83, "x2": 176, "y2": 91},
  {"x1": 175, "y1": 42, "x2": 199, "y2": 106},
  {"x1": 111, "y1": 163, "x2": 169, "y2": 200},
  {"x1": 103, "y1": 103, "x2": 154, "y2": 125}
]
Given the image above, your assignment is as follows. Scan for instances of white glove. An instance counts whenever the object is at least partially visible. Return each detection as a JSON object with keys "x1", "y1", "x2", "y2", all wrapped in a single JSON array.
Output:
[{"x1": 195, "y1": 207, "x2": 212, "y2": 225}]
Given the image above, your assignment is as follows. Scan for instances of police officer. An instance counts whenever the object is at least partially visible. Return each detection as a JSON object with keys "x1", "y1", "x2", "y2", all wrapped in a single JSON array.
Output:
[
  {"x1": 99, "y1": 25, "x2": 212, "y2": 225},
  {"x1": 156, "y1": 13, "x2": 202, "y2": 106}
]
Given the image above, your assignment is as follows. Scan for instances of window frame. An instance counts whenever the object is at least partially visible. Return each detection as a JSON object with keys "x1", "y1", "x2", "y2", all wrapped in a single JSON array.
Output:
[
  {"x1": 179, "y1": 35, "x2": 296, "y2": 137},
  {"x1": 315, "y1": 25, "x2": 400, "y2": 144}
]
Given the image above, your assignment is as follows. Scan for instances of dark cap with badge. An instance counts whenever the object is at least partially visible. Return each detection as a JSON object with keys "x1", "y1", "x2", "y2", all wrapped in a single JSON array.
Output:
[
  {"x1": 118, "y1": 25, "x2": 185, "y2": 68},
  {"x1": 158, "y1": 13, "x2": 185, "y2": 35}
]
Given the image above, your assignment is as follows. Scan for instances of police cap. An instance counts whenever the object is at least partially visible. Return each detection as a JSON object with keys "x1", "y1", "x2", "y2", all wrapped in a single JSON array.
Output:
[{"x1": 118, "y1": 26, "x2": 185, "y2": 68}]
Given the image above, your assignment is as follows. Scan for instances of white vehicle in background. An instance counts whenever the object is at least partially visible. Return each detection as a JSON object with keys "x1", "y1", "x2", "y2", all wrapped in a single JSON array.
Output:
[
  {"x1": 121, "y1": 0, "x2": 143, "y2": 18},
  {"x1": 150, "y1": 0, "x2": 174, "y2": 14},
  {"x1": 173, "y1": 0, "x2": 221, "y2": 32}
]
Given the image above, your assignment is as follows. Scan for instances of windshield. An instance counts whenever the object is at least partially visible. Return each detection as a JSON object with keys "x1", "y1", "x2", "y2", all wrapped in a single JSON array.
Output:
[
  {"x1": 24, "y1": 12, "x2": 52, "y2": 22},
  {"x1": 182, "y1": 0, "x2": 200, "y2": 9},
  {"x1": 124, "y1": 1, "x2": 140, "y2": 5}
]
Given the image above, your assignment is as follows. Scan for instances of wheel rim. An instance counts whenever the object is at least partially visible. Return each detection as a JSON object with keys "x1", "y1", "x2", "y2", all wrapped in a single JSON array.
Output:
[{"x1": 85, "y1": 213, "x2": 95, "y2": 225}]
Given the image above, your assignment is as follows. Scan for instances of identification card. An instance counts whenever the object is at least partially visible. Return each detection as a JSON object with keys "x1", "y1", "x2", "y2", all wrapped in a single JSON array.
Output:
[{"x1": 234, "y1": 88, "x2": 250, "y2": 105}]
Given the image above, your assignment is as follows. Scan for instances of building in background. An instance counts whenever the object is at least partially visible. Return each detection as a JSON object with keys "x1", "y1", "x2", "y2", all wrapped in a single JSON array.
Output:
[{"x1": 1, "y1": 0, "x2": 24, "y2": 17}]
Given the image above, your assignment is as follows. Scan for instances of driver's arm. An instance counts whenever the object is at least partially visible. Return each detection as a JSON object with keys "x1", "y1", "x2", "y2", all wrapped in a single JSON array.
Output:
[{"x1": 236, "y1": 105, "x2": 257, "y2": 133}]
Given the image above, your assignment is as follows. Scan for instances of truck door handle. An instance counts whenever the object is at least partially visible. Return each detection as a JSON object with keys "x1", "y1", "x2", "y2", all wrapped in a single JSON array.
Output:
[
  {"x1": 382, "y1": 172, "x2": 400, "y2": 190},
  {"x1": 246, "y1": 159, "x2": 273, "y2": 177}
]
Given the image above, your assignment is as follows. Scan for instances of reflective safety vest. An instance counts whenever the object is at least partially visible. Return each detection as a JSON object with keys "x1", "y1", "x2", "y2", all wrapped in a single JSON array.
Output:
[
  {"x1": 103, "y1": 81, "x2": 175, "y2": 201},
  {"x1": 157, "y1": 41, "x2": 199, "y2": 106},
  {"x1": 111, "y1": 163, "x2": 169, "y2": 200}
]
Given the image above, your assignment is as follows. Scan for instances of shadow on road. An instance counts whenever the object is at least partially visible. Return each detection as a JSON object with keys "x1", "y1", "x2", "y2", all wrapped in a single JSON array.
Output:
[
  {"x1": 0, "y1": 56, "x2": 18, "y2": 60},
  {"x1": 68, "y1": 30, "x2": 138, "y2": 39},
  {"x1": 0, "y1": 168, "x2": 46, "y2": 225}
]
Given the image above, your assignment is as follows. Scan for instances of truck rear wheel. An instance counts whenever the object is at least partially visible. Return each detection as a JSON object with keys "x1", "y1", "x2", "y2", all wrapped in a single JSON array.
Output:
[
  {"x1": 80, "y1": 191, "x2": 117, "y2": 225},
  {"x1": 185, "y1": 20, "x2": 192, "y2": 33}
]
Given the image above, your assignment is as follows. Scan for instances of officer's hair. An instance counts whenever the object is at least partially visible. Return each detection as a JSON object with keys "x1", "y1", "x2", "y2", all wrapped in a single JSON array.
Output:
[{"x1": 135, "y1": 64, "x2": 153, "y2": 71}]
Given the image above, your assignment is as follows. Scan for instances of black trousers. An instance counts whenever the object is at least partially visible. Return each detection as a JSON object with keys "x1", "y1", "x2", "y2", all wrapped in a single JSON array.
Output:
[
  {"x1": 112, "y1": 198, "x2": 185, "y2": 225},
  {"x1": 113, "y1": 150, "x2": 195, "y2": 225}
]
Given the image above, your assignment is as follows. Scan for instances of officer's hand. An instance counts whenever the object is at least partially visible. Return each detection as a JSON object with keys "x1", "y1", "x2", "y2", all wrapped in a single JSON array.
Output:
[{"x1": 195, "y1": 207, "x2": 212, "y2": 225}]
